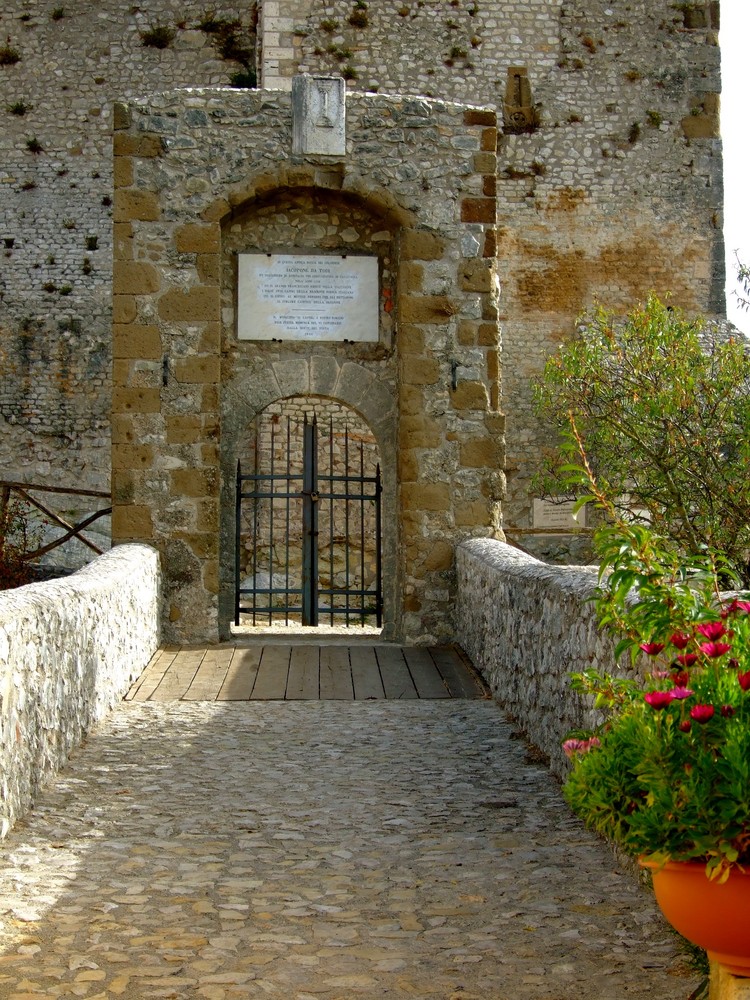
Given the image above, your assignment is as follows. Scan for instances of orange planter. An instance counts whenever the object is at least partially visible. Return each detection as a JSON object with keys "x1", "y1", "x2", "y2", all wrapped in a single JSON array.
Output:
[{"x1": 640, "y1": 859, "x2": 750, "y2": 976}]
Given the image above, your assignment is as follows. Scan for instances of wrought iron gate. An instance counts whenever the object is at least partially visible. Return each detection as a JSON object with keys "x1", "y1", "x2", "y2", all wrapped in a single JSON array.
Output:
[{"x1": 235, "y1": 415, "x2": 382, "y2": 627}]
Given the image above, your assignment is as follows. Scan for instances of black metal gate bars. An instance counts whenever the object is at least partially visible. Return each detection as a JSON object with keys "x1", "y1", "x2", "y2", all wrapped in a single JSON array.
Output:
[{"x1": 235, "y1": 415, "x2": 382, "y2": 627}]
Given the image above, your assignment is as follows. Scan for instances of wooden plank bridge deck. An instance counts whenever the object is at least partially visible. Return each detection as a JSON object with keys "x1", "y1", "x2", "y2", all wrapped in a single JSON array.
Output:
[{"x1": 126, "y1": 644, "x2": 488, "y2": 702}]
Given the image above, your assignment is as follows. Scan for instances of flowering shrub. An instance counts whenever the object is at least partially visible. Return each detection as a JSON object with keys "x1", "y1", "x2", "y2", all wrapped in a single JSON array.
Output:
[{"x1": 563, "y1": 521, "x2": 750, "y2": 882}]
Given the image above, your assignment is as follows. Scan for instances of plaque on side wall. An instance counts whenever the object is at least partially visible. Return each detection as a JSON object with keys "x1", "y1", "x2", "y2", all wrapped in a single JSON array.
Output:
[
  {"x1": 237, "y1": 254, "x2": 379, "y2": 342},
  {"x1": 532, "y1": 498, "x2": 587, "y2": 529}
]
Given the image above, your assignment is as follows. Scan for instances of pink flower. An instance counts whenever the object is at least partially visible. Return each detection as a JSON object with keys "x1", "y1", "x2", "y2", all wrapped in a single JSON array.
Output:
[
  {"x1": 737, "y1": 671, "x2": 750, "y2": 692},
  {"x1": 671, "y1": 670, "x2": 690, "y2": 687},
  {"x1": 679, "y1": 719, "x2": 692, "y2": 733},
  {"x1": 668, "y1": 686, "x2": 693, "y2": 700},
  {"x1": 563, "y1": 737, "x2": 601, "y2": 758},
  {"x1": 676, "y1": 653, "x2": 699, "y2": 667},
  {"x1": 727, "y1": 600, "x2": 750, "y2": 615},
  {"x1": 640, "y1": 642, "x2": 665, "y2": 656},
  {"x1": 696, "y1": 621, "x2": 727, "y2": 641},
  {"x1": 721, "y1": 705, "x2": 736, "y2": 718},
  {"x1": 690, "y1": 704, "x2": 715, "y2": 724},
  {"x1": 644, "y1": 691, "x2": 674, "y2": 710},
  {"x1": 699, "y1": 641, "x2": 732, "y2": 658},
  {"x1": 670, "y1": 632, "x2": 692, "y2": 650}
]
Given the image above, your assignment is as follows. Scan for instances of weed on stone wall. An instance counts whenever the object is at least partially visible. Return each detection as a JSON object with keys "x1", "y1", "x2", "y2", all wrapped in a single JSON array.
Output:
[
  {"x1": 141, "y1": 24, "x2": 175, "y2": 49},
  {"x1": 197, "y1": 11, "x2": 256, "y2": 87},
  {"x1": 0, "y1": 44, "x2": 21, "y2": 66}
]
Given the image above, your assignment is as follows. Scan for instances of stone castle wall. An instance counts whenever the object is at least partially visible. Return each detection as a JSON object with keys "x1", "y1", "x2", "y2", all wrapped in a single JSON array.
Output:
[
  {"x1": 0, "y1": 1, "x2": 258, "y2": 491},
  {"x1": 0, "y1": 0, "x2": 724, "y2": 581}
]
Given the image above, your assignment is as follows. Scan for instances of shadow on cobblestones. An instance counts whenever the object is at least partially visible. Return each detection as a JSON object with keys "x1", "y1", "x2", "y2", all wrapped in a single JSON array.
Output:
[{"x1": 0, "y1": 701, "x2": 699, "y2": 999}]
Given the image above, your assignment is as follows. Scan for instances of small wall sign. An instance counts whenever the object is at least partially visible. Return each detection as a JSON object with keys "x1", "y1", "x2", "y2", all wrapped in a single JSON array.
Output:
[{"x1": 532, "y1": 498, "x2": 587, "y2": 529}]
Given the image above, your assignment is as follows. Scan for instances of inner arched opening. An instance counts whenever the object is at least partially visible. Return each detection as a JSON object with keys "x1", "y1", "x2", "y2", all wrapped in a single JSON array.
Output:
[{"x1": 234, "y1": 395, "x2": 382, "y2": 632}]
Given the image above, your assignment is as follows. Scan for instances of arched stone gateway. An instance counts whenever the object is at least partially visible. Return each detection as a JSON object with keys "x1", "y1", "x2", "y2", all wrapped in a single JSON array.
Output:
[{"x1": 111, "y1": 82, "x2": 504, "y2": 644}]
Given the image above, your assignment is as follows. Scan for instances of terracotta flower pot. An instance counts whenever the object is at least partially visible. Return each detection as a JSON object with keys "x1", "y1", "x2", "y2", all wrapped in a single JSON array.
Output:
[{"x1": 640, "y1": 859, "x2": 750, "y2": 976}]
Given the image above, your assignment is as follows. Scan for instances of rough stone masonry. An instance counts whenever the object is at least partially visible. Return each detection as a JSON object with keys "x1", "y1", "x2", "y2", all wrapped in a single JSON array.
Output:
[{"x1": 0, "y1": 1, "x2": 723, "y2": 641}]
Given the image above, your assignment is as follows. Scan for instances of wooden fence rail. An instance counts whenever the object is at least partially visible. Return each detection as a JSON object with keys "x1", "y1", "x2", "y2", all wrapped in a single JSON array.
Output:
[{"x1": 0, "y1": 481, "x2": 112, "y2": 564}]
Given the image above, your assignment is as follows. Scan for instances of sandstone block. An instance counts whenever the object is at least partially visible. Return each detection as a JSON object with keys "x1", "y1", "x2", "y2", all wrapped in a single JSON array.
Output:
[
  {"x1": 158, "y1": 286, "x2": 221, "y2": 323},
  {"x1": 196, "y1": 499, "x2": 219, "y2": 533},
  {"x1": 202, "y1": 197, "x2": 231, "y2": 223},
  {"x1": 423, "y1": 540, "x2": 454, "y2": 571},
  {"x1": 451, "y1": 381, "x2": 489, "y2": 410},
  {"x1": 174, "y1": 224, "x2": 220, "y2": 254},
  {"x1": 396, "y1": 324, "x2": 425, "y2": 355},
  {"x1": 459, "y1": 260, "x2": 493, "y2": 292},
  {"x1": 114, "y1": 189, "x2": 161, "y2": 222},
  {"x1": 112, "y1": 443, "x2": 155, "y2": 470},
  {"x1": 111, "y1": 469, "x2": 135, "y2": 504},
  {"x1": 111, "y1": 414, "x2": 137, "y2": 445},
  {"x1": 114, "y1": 157, "x2": 134, "y2": 189},
  {"x1": 398, "y1": 449, "x2": 420, "y2": 482},
  {"x1": 113, "y1": 223, "x2": 133, "y2": 261},
  {"x1": 113, "y1": 102, "x2": 131, "y2": 130},
  {"x1": 113, "y1": 261, "x2": 161, "y2": 295},
  {"x1": 401, "y1": 229, "x2": 446, "y2": 261},
  {"x1": 112, "y1": 504, "x2": 153, "y2": 540},
  {"x1": 461, "y1": 198, "x2": 496, "y2": 224},
  {"x1": 399, "y1": 415, "x2": 441, "y2": 449},
  {"x1": 113, "y1": 324, "x2": 161, "y2": 360},
  {"x1": 399, "y1": 384, "x2": 426, "y2": 416},
  {"x1": 198, "y1": 323, "x2": 221, "y2": 353},
  {"x1": 401, "y1": 482, "x2": 451, "y2": 512},
  {"x1": 166, "y1": 415, "x2": 202, "y2": 444},
  {"x1": 175, "y1": 356, "x2": 221, "y2": 384},
  {"x1": 171, "y1": 468, "x2": 218, "y2": 498},
  {"x1": 460, "y1": 436, "x2": 501, "y2": 468},
  {"x1": 399, "y1": 262, "x2": 424, "y2": 293},
  {"x1": 112, "y1": 387, "x2": 161, "y2": 414},
  {"x1": 455, "y1": 500, "x2": 491, "y2": 526},
  {"x1": 203, "y1": 558, "x2": 220, "y2": 595},
  {"x1": 197, "y1": 254, "x2": 220, "y2": 284},
  {"x1": 464, "y1": 109, "x2": 496, "y2": 127},
  {"x1": 478, "y1": 322, "x2": 498, "y2": 347},
  {"x1": 481, "y1": 127, "x2": 497, "y2": 151},
  {"x1": 175, "y1": 531, "x2": 216, "y2": 560},
  {"x1": 473, "y1": 152, "x2": 496, "y2": 174},
  {"x1": 401, "y1": 356, "x2": 440, "y2": 385},
  {"x1": 400, "y1": 295, "x2": 456, "y2": 324},
  {"x1": 112, "y1": 295, "x2": 137, "y2": 325}
]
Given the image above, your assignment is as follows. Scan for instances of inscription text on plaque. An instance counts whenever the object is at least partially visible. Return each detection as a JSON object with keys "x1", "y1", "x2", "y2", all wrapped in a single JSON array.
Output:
[{"x1": 237, "y1": 254, "x2": 379, "y2": 342}]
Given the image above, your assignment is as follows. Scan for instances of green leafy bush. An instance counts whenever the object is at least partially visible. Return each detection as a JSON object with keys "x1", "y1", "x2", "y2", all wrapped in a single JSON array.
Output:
[{"x1": 534, "y1": 294, "x2": 750, "y2": 581}]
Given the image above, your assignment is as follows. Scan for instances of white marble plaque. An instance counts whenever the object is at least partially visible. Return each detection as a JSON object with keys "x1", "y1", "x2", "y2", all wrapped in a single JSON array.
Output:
[
  {"x1": 238, "y1": 254, "x2": 379, "y2": 342},
  {"x1": 532, "y1": 498, "x2": 587, "y2": 529},
  {"x1": 292, "y1": 75, "x2": 346, "y2": 156}
]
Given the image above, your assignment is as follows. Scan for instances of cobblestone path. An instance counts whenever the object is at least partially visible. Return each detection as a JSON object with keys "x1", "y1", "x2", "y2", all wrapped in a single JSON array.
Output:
[{"x1": 0, "y1": 701, "x2": 698, "y2": 999}]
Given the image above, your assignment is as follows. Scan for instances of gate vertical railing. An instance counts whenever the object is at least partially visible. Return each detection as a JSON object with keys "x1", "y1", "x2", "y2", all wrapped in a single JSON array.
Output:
[
  {"x1": 301, "y1": 417, "x2": 319, "y2": 627},
  {"x1": 235, "y1": 415, "x2": 382, "y2": 628}
]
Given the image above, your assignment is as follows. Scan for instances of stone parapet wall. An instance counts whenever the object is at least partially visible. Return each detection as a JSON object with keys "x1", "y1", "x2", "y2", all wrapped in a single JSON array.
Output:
[
  {"x1": 455, "y1": 537, "x2": 623, "y2": 776},
  {"x1": 0, "y1": 544, "x2": 160, "y2": 835}
]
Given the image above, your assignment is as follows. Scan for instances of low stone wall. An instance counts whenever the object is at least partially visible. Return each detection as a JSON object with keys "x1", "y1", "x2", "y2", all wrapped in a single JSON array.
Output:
[
  {"x1": 0, "y1": 544, "x2": 160, "y2": 835},
  {"x1": 455, "y1": 538, "x2": 624, "y2": 777}
]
